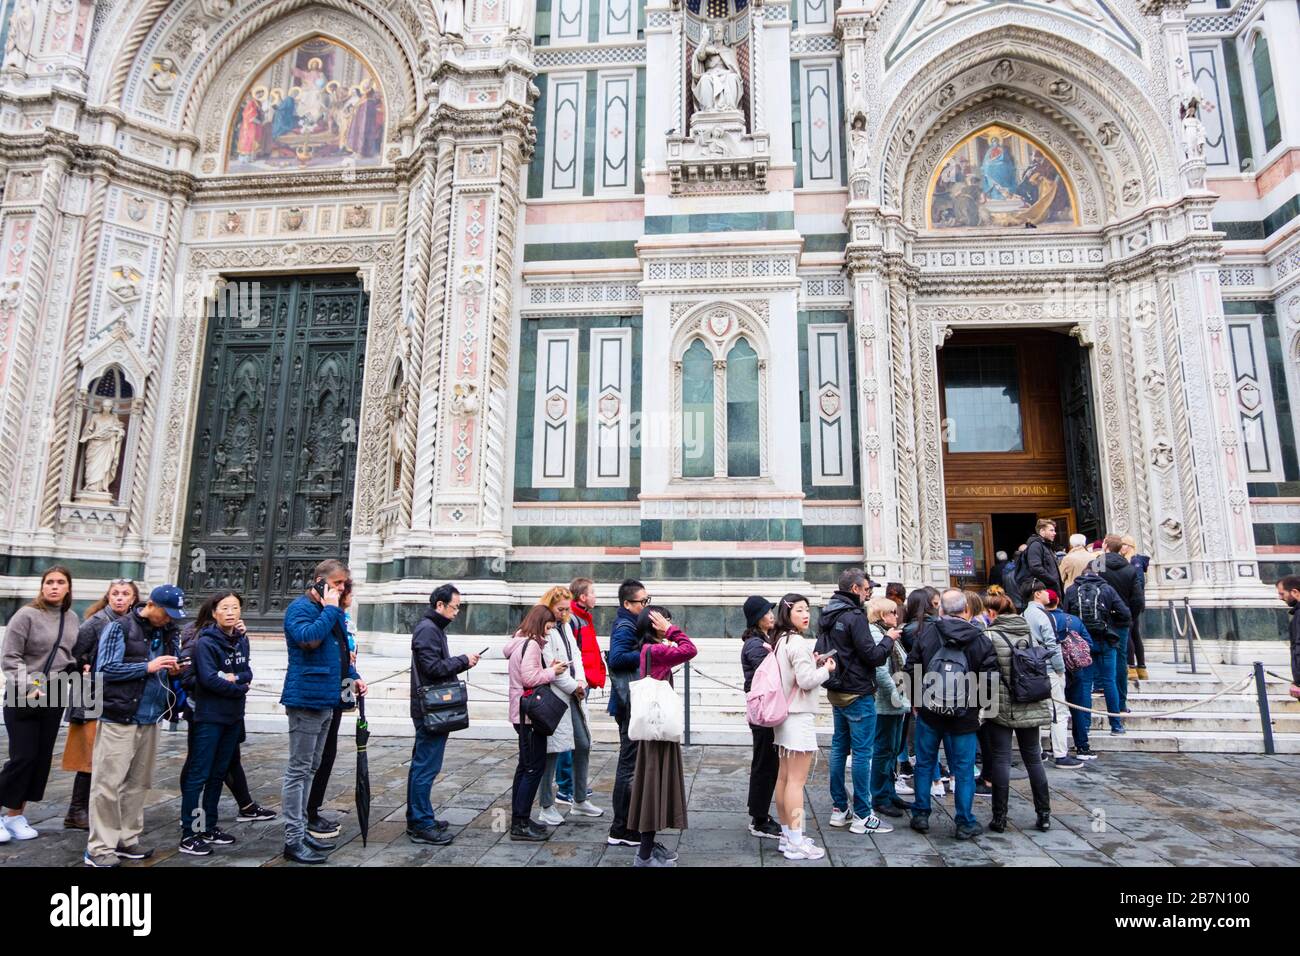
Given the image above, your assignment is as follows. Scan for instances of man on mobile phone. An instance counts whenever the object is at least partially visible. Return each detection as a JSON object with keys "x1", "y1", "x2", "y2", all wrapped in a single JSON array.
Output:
[
  {"x1": 406, "y1": 583, "x2": 479, "y2": 845},
  {"x1": 280, "y1": 559, "x2": 363, "y2": 864}
]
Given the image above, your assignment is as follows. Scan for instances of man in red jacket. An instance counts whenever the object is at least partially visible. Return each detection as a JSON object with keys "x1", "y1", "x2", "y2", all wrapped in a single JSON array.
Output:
[{"x1": 555, "y1": 578, "x2": 605, "y2": 803}]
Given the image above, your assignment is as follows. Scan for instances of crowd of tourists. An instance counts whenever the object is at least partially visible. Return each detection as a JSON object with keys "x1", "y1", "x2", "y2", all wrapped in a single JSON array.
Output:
[{"x1": 4, "y1": 513, "x2": 1299, "y2": 867}]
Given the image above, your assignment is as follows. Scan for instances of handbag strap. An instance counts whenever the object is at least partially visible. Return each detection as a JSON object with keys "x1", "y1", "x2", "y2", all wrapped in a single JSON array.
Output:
[{"x1": 35, "y1": 612, "x2": 67, "y2": 681}]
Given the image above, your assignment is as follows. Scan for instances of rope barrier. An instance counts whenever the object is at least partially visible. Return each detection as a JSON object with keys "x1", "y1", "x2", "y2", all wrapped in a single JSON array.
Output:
[{"x1": 1051, "y1": 671, "x2": 1255, "y2": 719}]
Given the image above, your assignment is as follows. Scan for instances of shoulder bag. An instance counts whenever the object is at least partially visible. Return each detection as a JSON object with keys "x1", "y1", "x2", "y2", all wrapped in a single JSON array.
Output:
[
  {"x1": 413, "y1": 650, "x2": 470, "y2": 735},
  {"x1": 518, "y1": 638, "x2": 567, "y2": 736},
  {"x1": 629, "y1": 643, "x2": 684, "y2": 743}
]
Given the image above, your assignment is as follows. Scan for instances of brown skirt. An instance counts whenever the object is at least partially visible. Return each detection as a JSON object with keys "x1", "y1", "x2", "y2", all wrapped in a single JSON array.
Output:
[
  {"x1": 61, "y1": 720, "x2": 96, "y2": 773},
  {"x1": 628, "y1": 739, "x2": 688, "y2": 833}
]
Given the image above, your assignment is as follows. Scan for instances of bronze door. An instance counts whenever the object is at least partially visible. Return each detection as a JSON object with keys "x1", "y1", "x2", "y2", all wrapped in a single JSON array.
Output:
[{"x1": 180, "y1": 275, "x2": 369, "y2": 625}]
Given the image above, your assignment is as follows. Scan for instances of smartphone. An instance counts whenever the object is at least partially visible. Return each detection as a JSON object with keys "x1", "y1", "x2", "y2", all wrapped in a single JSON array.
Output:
[
  {"x1": 819, "y1": 649, "x2": 838, "y2": 658},
  {"x1": 312, "y1": 578, "x2": 327, "y2": 598}
]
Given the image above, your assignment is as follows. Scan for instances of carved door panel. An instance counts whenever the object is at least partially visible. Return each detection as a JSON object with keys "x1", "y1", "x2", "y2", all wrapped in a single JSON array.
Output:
[
  {"x1": 180, "y1": 275, "x2": 369, "y2": 625},
  {"x1": 1058, "y1": 338, "x2": 1104, "y2": 543}
]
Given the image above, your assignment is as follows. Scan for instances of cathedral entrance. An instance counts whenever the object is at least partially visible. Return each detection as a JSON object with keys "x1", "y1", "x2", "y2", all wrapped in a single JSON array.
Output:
[
  {"x1": 939, "y1": 328, "x2": 1105, "y2": 589},
  {"x1": 179, "y1": 274, "x2": 370, "y2": 625}
]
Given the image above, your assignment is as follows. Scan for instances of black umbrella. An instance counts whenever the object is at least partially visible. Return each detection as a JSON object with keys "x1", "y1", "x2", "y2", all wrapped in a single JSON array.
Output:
[{"x1": 355, "y1": 694, "x2": 371, "y2": 847}]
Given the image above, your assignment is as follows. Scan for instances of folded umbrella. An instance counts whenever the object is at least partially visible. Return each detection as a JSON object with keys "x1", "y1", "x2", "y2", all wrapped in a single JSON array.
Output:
[{"x1": 355, "y1": 694, "x2": 371, "y2": 847}]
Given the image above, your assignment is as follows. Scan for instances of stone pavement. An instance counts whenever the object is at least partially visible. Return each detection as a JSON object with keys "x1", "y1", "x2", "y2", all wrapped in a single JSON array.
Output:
[{"x1": 4, "y1": 728, "x2": 1300, "y2": 867}]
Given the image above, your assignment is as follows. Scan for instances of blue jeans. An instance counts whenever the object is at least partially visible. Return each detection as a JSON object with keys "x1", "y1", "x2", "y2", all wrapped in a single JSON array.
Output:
[
  {"x1": 1090, "y1": 639, "x2": 1124, "y2": 732},
  {"x1": 870, "y1": 713, "x2": 906, "y2": 810},
  {"x1": 1066, "y1": 663, "x2": 1094, "y2": 749},
  {"x1": 405, "y1": 728, "x2": 449, "y2": 831},
  {"x1": 181, "y1": 720, "x2": 241, "y2": 836},
  {"x1": 829, "y1": 695, "x2": 876, "y2": 818},
  {"x1": 1112, "y1": 627, "x2": 1131, "y2": 711},
  {"x1": 554, "y1": 751, "x2": 574, "y2": 796},
  {"x1": 911, "y1": 718, "x2": 977, "y2": 828}
]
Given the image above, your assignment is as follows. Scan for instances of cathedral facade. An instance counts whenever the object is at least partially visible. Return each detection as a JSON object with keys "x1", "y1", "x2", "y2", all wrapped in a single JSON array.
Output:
[{"x1": 1, "y1": 0, "x2": 1297, "y2": 640}]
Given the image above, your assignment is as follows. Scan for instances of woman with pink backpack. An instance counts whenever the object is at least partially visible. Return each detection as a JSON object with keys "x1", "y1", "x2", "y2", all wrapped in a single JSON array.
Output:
[
  {"x1": 739, "y1": 596, "x2": 779, "y2": 840},
  {"x1": 748, "y1": 593, "x2": 836, "y2": 860}
]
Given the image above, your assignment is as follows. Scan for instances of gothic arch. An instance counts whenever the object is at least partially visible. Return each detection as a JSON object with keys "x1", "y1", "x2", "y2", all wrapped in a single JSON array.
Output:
[{"x1": 876, "y1": 24, "x2": 1178, "y2": 218}]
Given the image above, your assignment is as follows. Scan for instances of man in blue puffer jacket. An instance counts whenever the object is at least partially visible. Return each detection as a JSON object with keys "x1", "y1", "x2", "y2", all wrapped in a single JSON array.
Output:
[{"x1": 280, "y1": 559, "x2": 364, "y2": 864}]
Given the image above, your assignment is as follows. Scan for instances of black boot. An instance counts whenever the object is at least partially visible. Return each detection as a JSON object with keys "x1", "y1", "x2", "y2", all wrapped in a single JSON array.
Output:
[
  {"x1": 989, "y1": 814, "x2": 1007, "y2": 833},
  {"x1": 1036, "y1": 811, "x2": 1052, "y2": 831},
  {"x1": 64, "y1": 772, "x2": 91, "y2": 830}
]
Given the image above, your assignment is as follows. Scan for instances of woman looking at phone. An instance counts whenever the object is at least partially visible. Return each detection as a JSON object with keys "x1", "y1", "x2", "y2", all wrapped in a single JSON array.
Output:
[
  {"x1": 503, "y1": 604, "x2": 563, "y2": 842},
  {"x1": 771, "y1": 593, "x2": 835, "y2": 861}
]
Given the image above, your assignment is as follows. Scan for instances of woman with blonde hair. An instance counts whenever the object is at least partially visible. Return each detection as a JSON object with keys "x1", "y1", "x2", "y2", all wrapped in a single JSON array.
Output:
[
  {"x1": 535, "y1": 586, "x2": 602, "y2": 824},
  {"x1": 62, "y1": 578, "x2": 139, "y2": 830},
  {"x1": 867, "y1": 596, "x2": 910, "y2": 818}
]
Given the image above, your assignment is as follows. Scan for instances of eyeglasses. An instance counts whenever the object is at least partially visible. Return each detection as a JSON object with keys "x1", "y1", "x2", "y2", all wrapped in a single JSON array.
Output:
[
  {"x1": 111, "y1": 578, "x2": 134, "y2": 585},
  {"x1": 629, "y1": 595, "x2": 650, "y2": 606}
]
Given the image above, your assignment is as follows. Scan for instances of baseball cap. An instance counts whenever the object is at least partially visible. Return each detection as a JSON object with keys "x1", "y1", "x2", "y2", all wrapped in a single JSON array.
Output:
[{"x1": 149, "y1": 584, "x2": 187, "y2": 619}]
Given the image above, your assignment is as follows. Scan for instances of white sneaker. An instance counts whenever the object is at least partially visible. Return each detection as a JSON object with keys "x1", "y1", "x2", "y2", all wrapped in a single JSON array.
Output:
[
  {"x1": 778, "y1": 834, "x2": 789, "y2": 852},
  {"x1": 930, "y1": 780, "x2": 946, "y2": 799},
  {"x1": 895, "y1": 778, "x2": 915, "y2": 795},
  {"x1": 0, "y1": 821, "x2": 9, "y2": 843},
  {"x1": 829, "y1": 808, "x2": 851, "y2": 828},
  {"x1": 2, "y1": 815, "x2": 37, "y2": 840},
  {"x1": 783, "y1": 838, "x2": 826, "y2": 861},
  {"x1": 537, "y1": 806, "x2": 566, "y2": 826},
  {"x1": 568, "y1": 801, "x2": 604, "y2": 817},
  {"x1": 850, "y1": 813, "x2": 894, "y2": 834}
]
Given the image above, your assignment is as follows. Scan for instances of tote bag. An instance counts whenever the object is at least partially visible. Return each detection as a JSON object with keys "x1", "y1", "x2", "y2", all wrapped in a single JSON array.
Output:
[{"x1": 628, "y1": 644, "x2": 683, "y2": 743}]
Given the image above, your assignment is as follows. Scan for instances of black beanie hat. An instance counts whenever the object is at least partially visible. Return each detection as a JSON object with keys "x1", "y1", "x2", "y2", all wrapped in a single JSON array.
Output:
[{"x1": 743, "y1": 595, "x2": 774, "y2": 629}]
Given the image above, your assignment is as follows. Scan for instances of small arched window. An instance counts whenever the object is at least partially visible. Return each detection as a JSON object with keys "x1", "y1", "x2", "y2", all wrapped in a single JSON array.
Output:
[
  {"x1": 681, "y1": 339, "x2": 715, "y2": 478},
  {"x1": 726, "y1": 338, "x2": 760, "y2": 477}
]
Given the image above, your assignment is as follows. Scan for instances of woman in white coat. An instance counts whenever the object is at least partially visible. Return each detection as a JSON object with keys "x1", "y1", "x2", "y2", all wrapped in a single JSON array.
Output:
[{"x1": 535, "y1": 586, "x2": 603, "y2": 823}]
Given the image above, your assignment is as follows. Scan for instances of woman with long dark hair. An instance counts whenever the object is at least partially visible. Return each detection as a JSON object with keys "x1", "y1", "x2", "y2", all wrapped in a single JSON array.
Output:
[
  {"x1": 740, "y1": 595, "x2": 778, "y2": 839},
  {"x1": 503, "y1": 604, "x2": 563, "y2": 842},
  {"x1": 62, "y1": 578, "x2": 138, "y2": 830},
  {"x1": 626, "y1": 605, "x2": 697, "y2": 866},
  {"x1": 771, "y1": 593, "x2": 835, "y2": 860},
  {"x1": 897, "y1": 587, "x2": 945, "y2": 799},
  {"x1": 178, "y1": 591, "x2": 252, "y2": 856},
  {"x1": 0, "y1": 566, "x2": 79, "y2": 841}
]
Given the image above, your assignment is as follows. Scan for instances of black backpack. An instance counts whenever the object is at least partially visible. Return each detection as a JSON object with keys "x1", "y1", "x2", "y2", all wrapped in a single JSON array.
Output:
[
  {"x1": 929, "y1": 640, "x2": 972, "y2": 718},
  {"x1": 814, "y1": 614, "x2": 849, "y2": 693},
  {"x1": 997, "y1": 634, "x2": 1052, "y2": 704},
  {"x1": 1074, "y1": 577, "x2": 1111, "y2": 636},
  {"x1": 1003, "y1": 554, "x2": 1028, "y2": 609}
]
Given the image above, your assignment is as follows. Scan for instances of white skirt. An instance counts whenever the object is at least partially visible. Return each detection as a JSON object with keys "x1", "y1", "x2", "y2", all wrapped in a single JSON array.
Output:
[{"x1": 774, "y1": 712, "x2": 818, "y2": 754}]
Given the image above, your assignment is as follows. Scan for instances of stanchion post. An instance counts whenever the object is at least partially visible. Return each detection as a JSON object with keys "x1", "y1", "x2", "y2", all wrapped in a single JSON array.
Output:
[
  {"x1": 1169, "y1": 599, "x2": 1179, "y2": 665},
  {"x1": 1254, "y1": 661, "x2": 1276, "y2": 756},
  {"x1": 684, "y1": 659, "x2": 692, "y2": 747},
  {"x1": 1184, "y1": 597, "x2": 1198, "y2": 674}
]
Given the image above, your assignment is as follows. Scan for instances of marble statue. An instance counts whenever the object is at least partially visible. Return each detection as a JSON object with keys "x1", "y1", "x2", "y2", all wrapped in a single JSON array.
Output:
[
  {"x1": 79, "y1": 400, "x2": 126, "y2": 495},
  {"x1": 691, "y1": 24, "x2": 743, "y2": 114}
]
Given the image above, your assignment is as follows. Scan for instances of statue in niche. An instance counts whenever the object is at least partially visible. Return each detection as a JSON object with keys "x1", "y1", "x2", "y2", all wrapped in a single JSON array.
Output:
[
  {"x1": 442, "y1": 0, "x2": 464, "y2": 37},
  {"x1": 691, "y1": 23, "x2": 743, "y2": 115},
  {"x1": 79, "y1": 400, "x2": 126, "y2": 496},
  {"x1": 1178, "y1": 77, "x2": 1210, "y2": 162},
  {"x1": 849, "y1": 110, "x2": 871, "y2": 177},
  {"x1": 3, "y1": 0, "x2": 36, "y2": 71}
]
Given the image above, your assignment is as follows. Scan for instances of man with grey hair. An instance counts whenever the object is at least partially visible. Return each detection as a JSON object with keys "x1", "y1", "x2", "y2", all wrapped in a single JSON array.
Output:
[
  {"x1": 817, "y1": 567, "x2": 894, "y2": 834},
  {"x1": 903, "y1": 588, "x2": 997, "y2": 840},
  {"x1": 1058, "y1": 533, "x2": 1093, "y2": 589}
]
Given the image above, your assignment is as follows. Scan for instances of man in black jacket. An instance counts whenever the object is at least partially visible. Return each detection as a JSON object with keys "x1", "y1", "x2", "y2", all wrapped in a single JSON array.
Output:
[
  {"x1": 903, "y1": 589, "x2": 998, "y2": 840},
  {"x1": 1098, "y1": 534, "x2": 1144, "y2": 710},
  {"x1": 1276, "y1": 576, "x2": 1300, "y2": 690},
  {"x1": 405, "y1": 584, "x2": 480, "y2": 845},
  {"x1": 818, "y1": 568, "x2": 894, "y2": 834},
  {"x1": 1020, "y1": 518, "x2": 1063, "y2": 604}
]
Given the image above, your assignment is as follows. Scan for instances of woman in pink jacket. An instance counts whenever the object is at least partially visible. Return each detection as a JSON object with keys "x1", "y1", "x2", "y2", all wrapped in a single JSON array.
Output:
[
  {"x1": 627, "y1": 606, "x2": 697, "y2": 867},
  {"x1": 502, "y1": 605, "x2": 567, "y2": 842}
]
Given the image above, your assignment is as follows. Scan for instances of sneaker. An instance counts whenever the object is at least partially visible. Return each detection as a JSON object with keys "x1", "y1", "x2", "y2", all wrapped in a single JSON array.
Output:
[
  {"x1": 651, "y1": 842, "x2": 678, "y2": 863},
  {"x1": 83, "y1": 851, "x2": 120, "y2": 868},
  {"x1": 783, "y1": 838, "x2": 826, "y2": 861},
  {"x1": 930, "y1": 780, "x2": 946, "y2": 798},
  {"x1": 829, "y1": 807, "x2": 851, "y2": 828},
  {"x1": 975, "y1": 781, "x2": 993, "y2": 797},
  {"x1": 2, "y1": 815, "x2": 38, "y2": 840},
  {"x1": 1040, "y1": 750, "x2": 1052, "y2": 762},
  {"x1": 850, "y1": 813, "x2": 893, "y2": 834},
  {"x1": 632, "y1": 851, "x2": 675, "y2": 867},
  {"x1": 236, "y1": 803, "x2": 277, "y2": 822},
  {"x1": 201, "y1": 828, "x2": 236, "y2": 846},
  {"x1": 895, "y1": 777, "x2": 915, "y2": 796},
  {"x1": 0, "y1": 823, "x2": 9, "y2": 844},
  {"x1": 509, "y1": 822, "x2": 549, "y2": 842},
  {"x1": 1054, "y1": 755, "x2": 1084, "y2": 769},
  {"x1": 898, "y1": 759, "x2": 914, "y2": 776},
  {"x1": 954, "y1": 822, "x2": 984, "y2": 840},
  {"x1": 1110, "y1": 726, "x2": 1127, "y2": 736},
  {"x1": 749, "y1": 818, "x2": 782, "y2": 839},
  {"x1": 537, "y1": 805, "x2": 566, "y2": 826},
  {"x1": 115, "y1": 843, "x2": 154, "y2": 860},
  {"x1": 307, "y1": 815, "x2": 341, "y2": 839},
  {"x1": 607, "y1": 827, "x2": 642, "y2": 847},
  {"x1": 554, "y1": 791, "x2": 574, "y2": 805},
  {"x1": 407, "y1": 826, "x2": 453, "y2": 846},
  {"x1": 569, "y1": 801, "x2": 604, "y2": 817},
  {"x1": 1075, "y1": 747, "x2": 1098, "y2": 761},
  {"x1": 178, "y1": 835, "x2": 212, "y2": 856}
]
